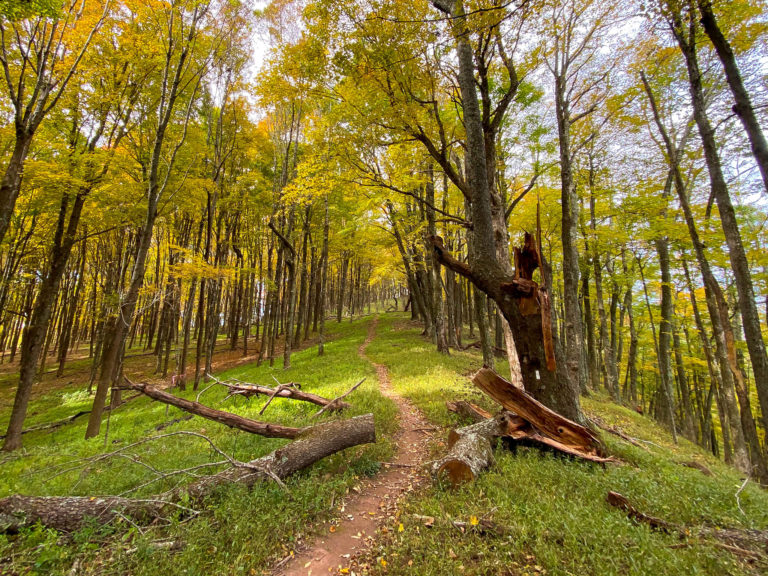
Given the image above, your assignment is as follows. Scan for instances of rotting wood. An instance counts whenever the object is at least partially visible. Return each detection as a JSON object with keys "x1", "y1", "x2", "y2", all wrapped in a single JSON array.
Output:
[
  {"x1": 0, "y1": 413, "x2": 375, "y2": 533},
  {"x1": 434, "y1": 368, "x2": 611, "y2": 486},
  {"x1": 605, "y1": 491, "x2": 677, "y2": 534},
  {"x1": 444, "y1": 400, "x2": 612, "y2": 465},
  {"x1": 680, "y1": 461, "x2": 713, "y2": 476},
  {"x1": 122, "y1": 378, "x2": 304, "y2": 439},
  {"x1": 606, "y1": 491, "x2": 768, "y2": 561}
]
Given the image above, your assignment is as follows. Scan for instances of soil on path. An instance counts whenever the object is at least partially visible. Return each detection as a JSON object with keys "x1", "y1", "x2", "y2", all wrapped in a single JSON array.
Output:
[{"x1": 275, "y1": 317, "x2": 433, "y2": 576}]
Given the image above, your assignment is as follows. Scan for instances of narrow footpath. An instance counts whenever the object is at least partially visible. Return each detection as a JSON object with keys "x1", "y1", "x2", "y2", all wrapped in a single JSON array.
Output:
[{"x1": 275, "y1": 316, "x2": 433, "y2": 576}]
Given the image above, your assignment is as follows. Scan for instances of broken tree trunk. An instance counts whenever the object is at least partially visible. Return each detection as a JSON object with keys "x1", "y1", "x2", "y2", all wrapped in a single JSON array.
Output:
[
  {"x1": 122, "y1": 379, "x2": 303, "y2": 439},
  {"x1": 434, "y1": 369, "x2": 610, "y2": 487},
  {"x1": 473, "y1": 368, "x2": 600, "y2": 455},
  {"x1": 0, "y1": 413, "x2": 375, "y2": 533}
]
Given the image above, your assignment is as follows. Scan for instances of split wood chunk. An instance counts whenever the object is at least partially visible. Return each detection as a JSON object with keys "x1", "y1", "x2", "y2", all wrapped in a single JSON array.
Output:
[
  {"x1": 434, "y1": 368, "x2": 610, "y2": 487},
  {"x1": 0, "y1": 414, "x2": 375, "y2": 533},
  {"x1": 432, "y1": 414, "x2": 510, "y2": 486},
  {"x1": 472, "y1": 368, "x2": 599, "y2": 453},
  {"x1": 123, "y1": 379, "x2": 303, "y2": 439}
]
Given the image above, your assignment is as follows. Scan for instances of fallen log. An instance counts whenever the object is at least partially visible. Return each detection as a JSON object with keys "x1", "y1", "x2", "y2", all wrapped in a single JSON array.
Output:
[
  {"x1": 122, "y1": 379, "x2": 303, "y2": 439},
  {"x1": 680, "y1": 461, "x2": 713, "y2": 476},
  {"x1": 436, "y1": 403, "x2": 610, "y2": 488},
  {"x1": 472, "y1": 368, "x2": 599, "y2": 454},
  {"x1": 0, "y1": 413, "x2": 375, "y2": 533}
]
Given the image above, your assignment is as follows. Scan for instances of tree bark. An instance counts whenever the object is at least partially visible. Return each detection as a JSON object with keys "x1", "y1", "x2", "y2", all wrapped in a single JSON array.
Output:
[
  {"x1": 123, "y1": 380, "x2": 304, "y2": 439},
  {"x1": 430, "y1": 0, "x2": 582, "y2": 422}
]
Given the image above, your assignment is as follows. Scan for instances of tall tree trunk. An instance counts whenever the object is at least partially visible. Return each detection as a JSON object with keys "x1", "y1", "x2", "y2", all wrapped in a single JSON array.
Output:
[
  {"x1": 670, "y1": 11, "x2": 768, "y2": 437},
  {"x1": 589, "y1": 178, "x2": 619, "y2": 400},
  {"x1": 642, "y1": 69, "x2": 755, "y2": 474},
  {"x1": 554, "y1": 74, "x2": 586, "y2": 403},
  {"x1": 697, "y1": 0, "x2": 768, "y2": 194},
  {"x1": 318, "y1": 197, "x2": 330, "y2": 356},
  {"x1": 0, "y1": 133, "x2": 33, "y2": 247},
  {"x1": 2, "y1": 192, "x2": 85, "y2": 451},
  {"x1": 426, "y1": 164, "x2": 449, "y2": 354}
]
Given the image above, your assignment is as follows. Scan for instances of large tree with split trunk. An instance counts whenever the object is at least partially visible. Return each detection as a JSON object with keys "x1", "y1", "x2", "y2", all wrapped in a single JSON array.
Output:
[{"x1": 426, "y1": 0, "x2": 583, "y2": 422}]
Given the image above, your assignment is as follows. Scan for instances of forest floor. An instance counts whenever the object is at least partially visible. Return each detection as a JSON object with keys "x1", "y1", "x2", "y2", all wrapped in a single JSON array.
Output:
[{"x1": 1, "y1": 313, "x2": 768, "y2": 576}]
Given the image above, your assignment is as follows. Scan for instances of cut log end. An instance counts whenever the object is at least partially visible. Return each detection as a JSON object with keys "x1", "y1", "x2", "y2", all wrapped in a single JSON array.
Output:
[{"x1": 436, "y1": 460, "x2": 476, "y2": 485}]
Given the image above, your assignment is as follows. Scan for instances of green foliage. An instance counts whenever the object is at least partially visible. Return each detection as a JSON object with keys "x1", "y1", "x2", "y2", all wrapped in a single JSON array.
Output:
[{"x1": 0, "y1": 0, "x2": 59, "y2": 20}]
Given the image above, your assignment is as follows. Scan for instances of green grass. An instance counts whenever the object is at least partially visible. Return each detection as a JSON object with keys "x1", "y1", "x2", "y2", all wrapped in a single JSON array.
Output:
[
  {"x1": 2, "y1": 312, "x2": 767, "y2": 575},
  {"x1": 0, "y1": 316, "x2": 398, "y2": 575}
]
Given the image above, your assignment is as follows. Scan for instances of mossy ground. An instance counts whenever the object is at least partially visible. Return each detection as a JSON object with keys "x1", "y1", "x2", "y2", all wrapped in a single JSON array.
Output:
[{"x1": 1, "y1": 312, "x2": 767, "y2": 575}]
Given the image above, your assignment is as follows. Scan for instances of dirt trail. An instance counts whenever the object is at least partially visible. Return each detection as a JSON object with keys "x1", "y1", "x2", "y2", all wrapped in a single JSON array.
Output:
[{"x1": 275, "y1": 316, "x2": 433, "y2": 576}]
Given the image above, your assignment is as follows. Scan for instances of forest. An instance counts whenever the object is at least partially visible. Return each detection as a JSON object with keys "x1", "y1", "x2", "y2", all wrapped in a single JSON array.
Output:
[{"x1": 1, "y1": 0, "x2": 768, "y2": 574}]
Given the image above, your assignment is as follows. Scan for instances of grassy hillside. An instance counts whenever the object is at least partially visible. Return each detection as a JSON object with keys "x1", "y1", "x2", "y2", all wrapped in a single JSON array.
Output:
[
  {"x1": 363, "y1": 315, "x2": 768, "y2": 576},
  {"x1": 1, "y1": 313, "x2": 767, "y2": 575}
]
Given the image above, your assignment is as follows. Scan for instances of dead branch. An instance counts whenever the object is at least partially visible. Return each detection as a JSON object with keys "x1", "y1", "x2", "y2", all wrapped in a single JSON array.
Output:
[
  {"x1": 206, "y1": 373, "x2": 350, "y2": 412},
  {"x1": 122, "y1": 378, "x2": 304, "y2": 439},
  {"x1": 313, "y1": 378, "x2": 366, "y2": 418},
  {"x1": 605, "y1": 491, "x2": 678, "y2": 534}
]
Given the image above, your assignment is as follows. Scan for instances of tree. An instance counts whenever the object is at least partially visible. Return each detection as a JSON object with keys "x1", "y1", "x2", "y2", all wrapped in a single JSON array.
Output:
[
  {"x1": 696, "y1": 0, "x2": 768, "y2": 195},
  {"x1": 659, "y1": 0, "x2": 768, "y2": 436},
  {"x1": 2, "y1": 15, "x2": 141, "y2": 450}
]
